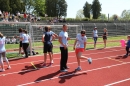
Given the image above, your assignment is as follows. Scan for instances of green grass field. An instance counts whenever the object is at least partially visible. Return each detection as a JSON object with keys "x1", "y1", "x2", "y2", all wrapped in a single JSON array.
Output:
[{"x1": 6, "y1": 36, "x2": 127, "y2": 59}]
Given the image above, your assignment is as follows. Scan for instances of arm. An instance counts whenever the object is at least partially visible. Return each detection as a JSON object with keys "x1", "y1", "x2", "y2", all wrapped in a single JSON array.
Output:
[
  {"x1": 51, "y1": 34, "x2": 55, "y2": 41},
  {"x1": 42, "y1": 35, "x2": 45, "y2": 43},
  {"x1": 73, "y1": 39, "x2": 77, "y2": 50},
  {"x1": 67, "y1": 37, "x2": 70, "y2": 40},
  {"x1": 58, "y1": 36, "x2": 65, "y2": 47},
  {"x1": 84, "y1": 42, "x2": 87, "y2": 50}
]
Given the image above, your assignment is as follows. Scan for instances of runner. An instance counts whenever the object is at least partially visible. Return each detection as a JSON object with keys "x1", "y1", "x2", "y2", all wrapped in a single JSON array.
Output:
[{"x1": 73, "y1": 30, "x2": 92, "y2": 71}]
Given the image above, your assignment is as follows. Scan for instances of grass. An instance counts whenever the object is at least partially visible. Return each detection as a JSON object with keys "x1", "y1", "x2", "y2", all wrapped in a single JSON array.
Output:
[{"x1": 6, "y1": 35, "x2": 126, "y2": 59}]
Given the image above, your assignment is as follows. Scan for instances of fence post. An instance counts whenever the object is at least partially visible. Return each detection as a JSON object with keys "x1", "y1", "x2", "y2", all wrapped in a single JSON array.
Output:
[{"x1": 114, "y1": 23, "x2": 117, "y2": 36}]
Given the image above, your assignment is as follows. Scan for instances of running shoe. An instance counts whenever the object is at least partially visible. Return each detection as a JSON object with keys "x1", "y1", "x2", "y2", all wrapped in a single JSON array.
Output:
[
  {"x1": 88, "y1": 57, "x2": 92, "y2": 64},
  {"x1": 0, "y1": 69, "x2": 5, "y2": 72},
  {"x1": 75, "y1": 67, "x2": 82, "y2": 71},
  {"x1": 60, "y1": 69, "x2": 68, "y2": 72}
]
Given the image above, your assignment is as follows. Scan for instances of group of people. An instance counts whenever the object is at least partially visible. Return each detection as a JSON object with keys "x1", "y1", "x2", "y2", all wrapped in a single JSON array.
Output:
[
  {"x1": 42, "y1": 24, "x2": 92, "y2": 72},
  {"x1": 1, "y1": 24, "x2": 130, "y2": 72},
  {"x1": 92, "y1": 27, "x2": 108, "y2": 49}
]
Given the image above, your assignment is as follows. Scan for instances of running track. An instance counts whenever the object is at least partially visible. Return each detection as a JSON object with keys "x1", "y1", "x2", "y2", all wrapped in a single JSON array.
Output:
[{"x1": 0, "y1": 47, "x2": 130, "y2": 86}]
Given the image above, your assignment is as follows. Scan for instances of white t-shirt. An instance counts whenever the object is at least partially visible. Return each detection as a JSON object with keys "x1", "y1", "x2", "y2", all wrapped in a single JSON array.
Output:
[
  {"x1": 93, "y1": 30, "x2": 98, "y2": 37},
  {"x1": 21, "y1": 33, "x2": 30, "y2": 43},
  {"x1": 76, "y1": 34, "x2": 87, "y2": 48},
  {"x1": 59, "y1": 31, "x2": 68, "y2": 47},
  {"x1": 0, "y1": 37, "x2": 6, "y2": 53}
]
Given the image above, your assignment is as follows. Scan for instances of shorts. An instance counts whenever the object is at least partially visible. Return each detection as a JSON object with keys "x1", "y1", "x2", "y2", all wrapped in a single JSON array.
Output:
[
  {"x1": 75, "y1": 48, "x2": 84, "y2": 54},
  {"x1": 43, "y1": 43, "x2": 52, "y2": 53},
  {"x1": 19, "y1": 41, "x2": 22, "y2": 47},
  {"x1": 93, "y1": 37, "x2": 98, "y2": 44},
  {"x1": 103, "y1": 36, "x2": 107, "y2": 40}
]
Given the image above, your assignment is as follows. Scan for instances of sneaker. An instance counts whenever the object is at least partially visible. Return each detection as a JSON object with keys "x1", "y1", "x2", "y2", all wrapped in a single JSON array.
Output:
[
  {"x1": 7, "y1": 66, "x2": 11, "y2": 69},
  {"x1": 75, "y1": 67, "x2": 82, "y2": 71},
  {"x1": 0, "y1": 69, "x2": 5, "y2": 72},
  {"x1": 88, "y1": 57, "x2": 92, "y2": 64},
  {"x1": 43, "y1": 63, "x2": 46, "y2": 68},
  {"x1": 65, "y1": 67, "x2": 70, "y2": 69},
  {"x1": 51, "y1": 60, "x2": 54, "y2": 64},
  {"x1": 60, "y1": 69, "x2": 68, "y2": 72},
  {"x1": 48, "y1": 63, "x2": 53, "y2": 66}
]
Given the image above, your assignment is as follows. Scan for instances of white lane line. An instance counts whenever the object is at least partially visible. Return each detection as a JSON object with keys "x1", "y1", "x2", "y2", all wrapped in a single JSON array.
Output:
[
  {"x1": 104, "y1": 78, "x2": 130, "y2": 86},
  {"x1": 17, "y1": 62, "x2": 130, "y2": 86},
  {"x1": 28, "y1": 46, "x2": 121, "y2": 57},
  {"x1": 7, "y1": 48, "x2": 125, "y2": 66},
  {"x1": 0, "y1": 54, "x2": 124, "y2": 77}
]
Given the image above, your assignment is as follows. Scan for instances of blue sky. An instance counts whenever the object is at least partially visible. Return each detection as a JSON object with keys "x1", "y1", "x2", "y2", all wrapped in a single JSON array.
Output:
[{"x1": 66, "y1": 0, "x2": 130, "y2": 18}]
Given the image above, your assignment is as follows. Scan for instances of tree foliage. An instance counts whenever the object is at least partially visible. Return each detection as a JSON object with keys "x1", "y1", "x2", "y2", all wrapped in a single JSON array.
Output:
[
  {"x1": 91, "y1": 0, "x2": 102, "y2": 19},
  {"x1": 76, "y1": 9, "x2": 84, "y2": 19},
  {"x1": 45, "y1": 0, "x2": 67, "y2": 17},
  {"x1": 98, "y1": 13, "x2": 107, "y2": 20},
  {"x1": 121, "y1": 10, "x2": 130, "y2": 20},
  {"x1": 33, "y1": 0, "x2": 45, "y2": 16},
  {"x1": 83, "y1": 1, "x2": 91, "y2": 19},
  {"x1": 0, "y1": 0, "x2": 25, "y2": 14}
]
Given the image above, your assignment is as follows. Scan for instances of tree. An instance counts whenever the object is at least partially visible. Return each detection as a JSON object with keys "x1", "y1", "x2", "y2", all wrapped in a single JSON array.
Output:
[
  {"x1": 9, "y1": 0, "x2": 25, "y2": 14},
  {"x1": 33, "y1": 0, "x2": 45, "y2": 16},
  {"x1": 83, "y1": 1, "x2": 91, "y2": 18},
  {"x1": 22, "y1": 0, "x2": 35, "y2": 13},
  {"x1": 76, "y1": 9, "x2": 84, "y2": 19},
  {"x1": 98, "y1": 13, "x2": 107, "y2": 20},
  {"x1": 121, "y1": 10, "x2": 130, "y2": 20},
  {"x1": 0, "y1": 0, "x2": 10, "y2": 12},
  {"x1": 45, "y1": 0, "x2": 67, "y2": 17},
  {"x1": 91, "y1": 0, "x2": 102, "y2": 19}
]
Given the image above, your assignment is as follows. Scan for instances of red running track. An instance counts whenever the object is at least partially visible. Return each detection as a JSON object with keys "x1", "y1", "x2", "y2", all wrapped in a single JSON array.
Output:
[{"x1": 0, "y1": 47, "x2": 130, "y2": 86}]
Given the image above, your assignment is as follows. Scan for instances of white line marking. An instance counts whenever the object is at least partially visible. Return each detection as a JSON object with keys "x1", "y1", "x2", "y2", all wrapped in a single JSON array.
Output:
[
  {"x1": 7, "y1": 48, "x2": 124, "y2": 66},
  {"x1": 17, "y1": 62, "x2": 130, "y2": 86},
  {"x1": 0, "y1": 54, "x2": 124, "y2": 77},
  {"x1": 105, "y1": 78, "x2": 130, "y2": 86}
]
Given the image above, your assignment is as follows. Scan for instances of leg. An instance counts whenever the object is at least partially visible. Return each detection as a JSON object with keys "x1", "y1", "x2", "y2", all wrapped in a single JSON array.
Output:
[
  {"x1": 43, "y1": 44, "x2": 48, "y2": 66},
  {"x1": 2, "y1": 52, "x2": 11, "y2": 69},
  {"x1": 22, "y1": 43, "x2": 29, "y2": 58},
  {"x1": 64, "y1": 48, "x2": 68, "y2": 69},
  {"x1": 103, "y1": 39, "x2": 106, "y2": 48},
  {"x1": 44, "y1": 53, "x2": 47, "y2": 64},
  {"x1": 126, "y1": 46, "x2": 129, "y2": 56},
  {"x1": 50, "y1": 43, "x2": 53, "y2": 64},
  {"x1": 0, "y1": 53, "x2": 4, "y2": 70},
  {"x1": 51, "y1": 44, "x2": 54, "y2": 63},
  {"x1": 93, "y1": 37, "x2": 97, "y2": 49},
  {"x1": 19, "y1": 41, "x2": 22, "y2": 54},
  {"x1": 60, "y1": 47, "x2": 66, "y2": 70}
]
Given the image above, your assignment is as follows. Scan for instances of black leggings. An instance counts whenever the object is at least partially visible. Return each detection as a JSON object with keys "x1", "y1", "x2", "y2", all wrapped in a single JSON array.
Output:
[
  {"x1": 126, "y1": 46, "x2": 129, "y2": 55},
  {"x1": 22, "y1": 43, "x2": 29, "y2": 57}
]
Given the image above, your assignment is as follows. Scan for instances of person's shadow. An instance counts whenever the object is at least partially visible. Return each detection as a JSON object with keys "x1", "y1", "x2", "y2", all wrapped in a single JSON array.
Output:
[
  {"x1": 35, "y1": 70, "x2": 61, "y2": 83},
  {"x1": 35, "y1": 70, "x2": 87, "y2": 84},
  {"x1": 18, "y1": 62, "x2": 43, "y2": 75},
  {"x1": 58, "y1": 71, "x2": 87, "y2": 83}
]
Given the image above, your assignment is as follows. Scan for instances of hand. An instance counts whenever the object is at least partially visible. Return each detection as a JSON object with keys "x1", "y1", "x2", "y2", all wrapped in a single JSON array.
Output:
[
  {"x1": 63, "y1": 45, "x2": 67, "y2": 49},
  {"x1": 73, "y1": 47, "x2": 75, "y2": 50},
  {"x1": 67, "y1": 37, "x2": 70, "y2": 40}
]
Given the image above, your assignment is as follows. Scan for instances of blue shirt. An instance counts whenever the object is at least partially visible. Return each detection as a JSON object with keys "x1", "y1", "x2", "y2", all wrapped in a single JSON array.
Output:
[
  {"x1": 43, "y1": 32, "x2": 52, "y2": 44},
  {"x1": 127, "y1": 40, "x2": 130, "y2": 47}
]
